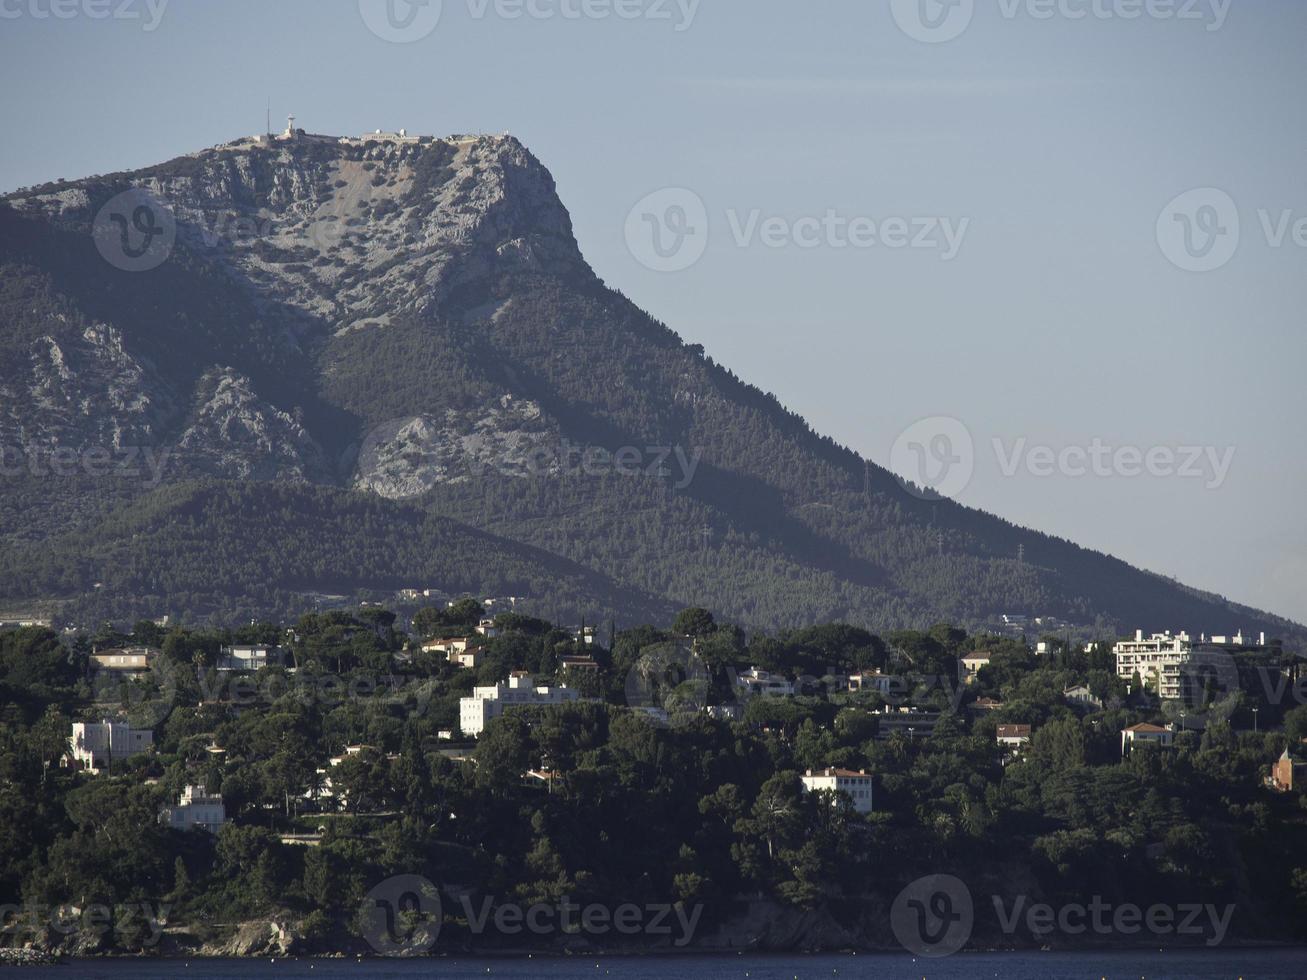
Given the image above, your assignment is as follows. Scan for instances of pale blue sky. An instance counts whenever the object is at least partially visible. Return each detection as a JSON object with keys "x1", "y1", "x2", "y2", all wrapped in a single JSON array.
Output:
[{"x1": 2, "y1": 0, "x2": 1304, "y2": 624}]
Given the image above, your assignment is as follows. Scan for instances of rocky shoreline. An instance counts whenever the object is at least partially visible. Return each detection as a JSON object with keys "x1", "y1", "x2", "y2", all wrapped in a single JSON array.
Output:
[{"x1": 0, "y1": 948, "x2": 61, "y2": 966}]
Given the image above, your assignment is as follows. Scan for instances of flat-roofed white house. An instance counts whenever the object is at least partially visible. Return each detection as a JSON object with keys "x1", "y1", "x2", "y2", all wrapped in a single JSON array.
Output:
[
  {"x1": 216, "y1": 644, "x2": 287, "y2": 672},
  {"x1": 459, "y1": 674, "x2": 582, "y2": 736},
  {"x1": 847, "y1": 670, "x2": 894, "y2": 695},
  {"x1": 873, "y1": 707, "x2": 940, "y2": 739},
  {"x1": 1121, "y1": 722, "x2": 1174, "y2": 756},
  {"x1": 801, "y1": 768, "x2": 874, "y2": 814},
  {"x1": 159, "y1": 784, "x2": 227, "y2": 833},
  {"x1": 68, "y1": 719, "x2": 154, "y2": 772}
]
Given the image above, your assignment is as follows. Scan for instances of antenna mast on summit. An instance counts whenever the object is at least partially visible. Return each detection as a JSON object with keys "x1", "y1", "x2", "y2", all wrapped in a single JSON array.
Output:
[{"x1": 266, "y1": 99, "x2": 271, "y2": 138}]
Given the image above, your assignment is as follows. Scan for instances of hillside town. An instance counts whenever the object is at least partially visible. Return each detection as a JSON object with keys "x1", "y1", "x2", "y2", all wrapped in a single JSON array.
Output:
[{"x1": 2, "y1": 602, "x2": 1304, "y2": 955}]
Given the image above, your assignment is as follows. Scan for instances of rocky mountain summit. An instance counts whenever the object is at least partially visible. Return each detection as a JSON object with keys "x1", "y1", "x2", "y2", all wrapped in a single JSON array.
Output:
[{"x1": 0, "y1": 130, "x2": 1302, "y2": 638}]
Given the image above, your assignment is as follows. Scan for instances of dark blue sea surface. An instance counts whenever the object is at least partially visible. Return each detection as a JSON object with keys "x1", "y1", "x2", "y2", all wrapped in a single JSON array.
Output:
[{"x1": 8, "y1": 949, "x2": 1307, "y2": 979}]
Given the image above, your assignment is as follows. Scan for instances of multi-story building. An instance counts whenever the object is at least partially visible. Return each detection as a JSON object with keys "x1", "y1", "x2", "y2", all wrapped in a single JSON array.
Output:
[
  {"x1": 801, "y1": 768, "x2": 875, "y2": 814},
  {"x1": 872, "y1": 707, "x2": 940, "y2": 739},
  {"x1": 1114, "y1": 630, "x2": 1193, "y2": 698},
  {"x1": 68, "y1": 719, "x2": 154, "y2": 771},
  {"x1": 1115, "y1": 629, "x2": 1268, "y2": 699},
  {"x1": 959, "y1": 654, "x2": 991, "y2": 685},
  {"x1": 159, "y1": 784, "x2": 227, "y2": 833},
  {"x1": 459, "y1": 673, "x2": 582, "y2": 736}
]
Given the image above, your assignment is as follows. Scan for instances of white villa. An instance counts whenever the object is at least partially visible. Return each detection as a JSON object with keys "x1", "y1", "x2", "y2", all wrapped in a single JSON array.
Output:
[
  {"x1": 459, "y1": 673, "x2": 581, "y2": 736},
  {"x1": 423, "y1": 636, "x2": 471, "y2": 657},
  {"x1": 801, "y1": 768, "x2": 875, "y2": 814},
  {"x1": 216, "y1": 644, "x2": 287, "y2": 672},
  {"x1": 996, "y1": 724, "x2": 1032, "y2": 751},
  {"x1": 159, "y1": 784, "x2": 227, "y2": 833},
  {"x1": 68, "y1": 719, "x2": 153, "y2": 771},
  {"x1": 1121, "y1": 722, "x2": 1175, "y2": 756},
  {"x1": 959, "y1": 653, "x2": 992, "y2": 685}
]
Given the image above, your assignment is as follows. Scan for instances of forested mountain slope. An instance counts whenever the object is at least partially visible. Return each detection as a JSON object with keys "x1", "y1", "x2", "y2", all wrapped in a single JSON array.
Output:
[{"x1": 0, "y1": 132, "x2": 1299, "y2": 639}]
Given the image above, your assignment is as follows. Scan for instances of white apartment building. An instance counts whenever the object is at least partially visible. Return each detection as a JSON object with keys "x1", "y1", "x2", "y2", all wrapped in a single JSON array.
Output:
[
  {"x1": 1114, "y1": 630, "x2": 1193, "y2": 699},
  {"x1": 459, "y1": 673, "x2": 581, "y2": 736},
  {"x1": 801, "y1": 768, "x2": 875, "y2": 814},
  {"x1": 159, "y1": 784, "x2": 227, "y2": 833},
  {"x1": 68, "y1": 719, "x2": 154, "y2": 771}
]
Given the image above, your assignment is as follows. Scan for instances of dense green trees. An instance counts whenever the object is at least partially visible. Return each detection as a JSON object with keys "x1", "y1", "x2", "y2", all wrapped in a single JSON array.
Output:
[{"x1": 0, "y1": 610, "x2": 1304, "y2": 953}]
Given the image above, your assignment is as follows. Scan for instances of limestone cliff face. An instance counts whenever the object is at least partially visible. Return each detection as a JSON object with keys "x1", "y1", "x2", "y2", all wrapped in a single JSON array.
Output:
[
  {"x1": 176, "y1": 367, "x2": 328, "y2": 482},
  {"x1": 0, "y1": 319, "x2": 169, "y2": 454},
  {"x1": 354, "y1": 395, "x2": 558, "y2": 499},
  {"x1": 2, "y1": 133, "x2": 582, "y2": 488}
]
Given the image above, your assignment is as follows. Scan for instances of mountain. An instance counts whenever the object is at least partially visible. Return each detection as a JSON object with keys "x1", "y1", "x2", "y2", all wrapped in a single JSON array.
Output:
[{"x1": 0, "y1": 129, "x2": 1301, "y2": 641}]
